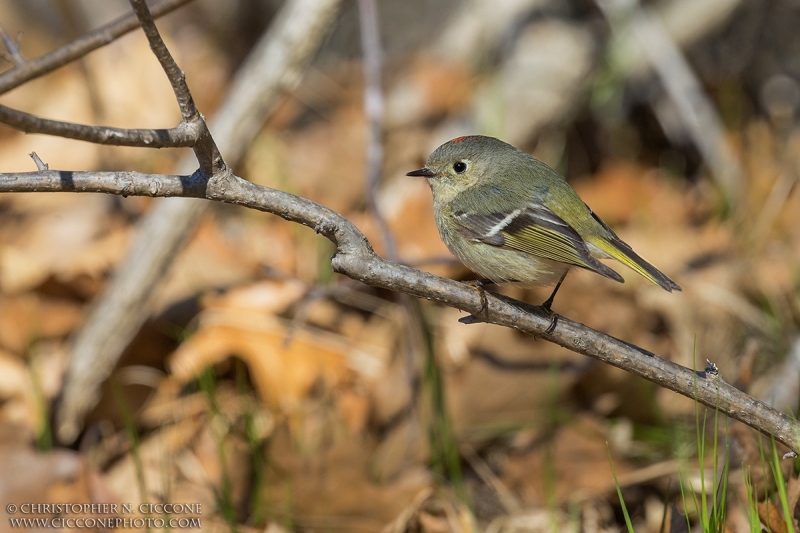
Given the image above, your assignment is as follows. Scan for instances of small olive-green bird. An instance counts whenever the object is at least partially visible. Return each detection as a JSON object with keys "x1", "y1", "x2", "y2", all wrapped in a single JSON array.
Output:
[{"x1": 407, "y1": 135, "x2": 680, "y2": 312}]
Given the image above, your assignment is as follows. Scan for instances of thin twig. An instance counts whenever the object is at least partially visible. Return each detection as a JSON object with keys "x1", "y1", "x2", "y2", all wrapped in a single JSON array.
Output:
[
  {"x1": 2, "y1": 167, "x2": 798, "y2": 453},
  {"x1": 0, "y1": 0, "x2": 193, "y2": 95},
  {"x1": 127, "y1": 0, "x2": 221, "y2": 175},
  {"x1": 357, "y1": 0, "x2": 396, "y2": 260},
  {"x1": 127, "y1": 0, "x2": 197, "y2": 123},
  {"x1": 0, "y1": 104, "x2": 201, "y2": 147},
  {"x1": 0, "y1": 28, "x2": 24, "y2": 65}
]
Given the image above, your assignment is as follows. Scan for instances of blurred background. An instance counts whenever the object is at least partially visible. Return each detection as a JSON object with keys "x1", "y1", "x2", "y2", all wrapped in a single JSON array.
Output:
[{"x1": 1, "y1": 0, "x2": 800, "y2": 531}]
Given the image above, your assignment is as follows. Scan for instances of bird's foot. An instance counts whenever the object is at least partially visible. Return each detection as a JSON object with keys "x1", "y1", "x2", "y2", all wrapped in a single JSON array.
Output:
[
  {"x1": 539, "y1": 271, "x2": 567, "y2": 334},
  {"x1": 462, "y1": 279, "x2": 492, "y2": 322},
  {"x1": 540, "y1": 299, "x2": 558, "y2": 334}
]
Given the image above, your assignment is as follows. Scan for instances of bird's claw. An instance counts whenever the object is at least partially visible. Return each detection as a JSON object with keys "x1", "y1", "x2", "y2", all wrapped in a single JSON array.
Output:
[
  {"x1": 542, "y1": 305, "x2": 558, "y2": 334},
  {"x1": 466, "y1": 279, "x2": 490, "y2": 318}
]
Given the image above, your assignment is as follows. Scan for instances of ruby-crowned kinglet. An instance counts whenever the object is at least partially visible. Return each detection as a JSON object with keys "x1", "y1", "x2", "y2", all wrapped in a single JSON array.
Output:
[{"x1": 407, "y1": 135, "x2": 680, "y2": 313}]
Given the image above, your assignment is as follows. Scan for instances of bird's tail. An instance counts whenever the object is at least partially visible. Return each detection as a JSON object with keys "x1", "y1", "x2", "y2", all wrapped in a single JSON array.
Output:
[{"x1": 589, "y1": 236, "x2": 681, "y2": 292}]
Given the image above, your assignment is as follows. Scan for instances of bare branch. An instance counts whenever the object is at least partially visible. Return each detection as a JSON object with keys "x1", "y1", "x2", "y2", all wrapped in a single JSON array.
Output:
[
  {"x1": 0, "y1": 0, "x2": 192, "y2": 95},
  {"x1": 54, "y1": 0, "x2": 344, "y2": 444},
  {"x1": 2, "y1": 168, "x2": 798, "y2": 453},
  {"x1": 0, "y1": 170, "x2": 201, "y2": 196},
  {"x1": 0, "y1": 104, "x2": 201, "y2": 147}
]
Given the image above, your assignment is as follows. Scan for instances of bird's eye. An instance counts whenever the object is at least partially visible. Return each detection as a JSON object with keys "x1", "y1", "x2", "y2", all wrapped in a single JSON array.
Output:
[{"x1": 453, "y1": 161, "x2": 467, "y2": 173}]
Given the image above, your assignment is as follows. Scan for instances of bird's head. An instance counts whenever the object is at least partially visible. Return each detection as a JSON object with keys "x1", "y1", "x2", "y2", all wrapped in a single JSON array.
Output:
[{"x1": 406, "y1": 135, "x2": 521, "y2": 201}]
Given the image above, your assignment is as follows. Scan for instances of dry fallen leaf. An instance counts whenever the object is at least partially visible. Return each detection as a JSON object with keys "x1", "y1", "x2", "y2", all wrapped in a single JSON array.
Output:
[
  {"x1": 168, "y1": 316, "x2": 355, "y2": 412},
  {"x1": 0, "y1": 294, "x2": 83, "y2": 354},
  {"x1": 758, "y1": 500, "x2": 789, "y2": 533}
]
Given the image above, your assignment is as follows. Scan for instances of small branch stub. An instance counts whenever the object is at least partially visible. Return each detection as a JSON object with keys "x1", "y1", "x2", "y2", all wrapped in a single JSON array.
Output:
[
  {"x1": 28, "y1": 152, "x2": 48, "y2": 170},
  {"x1": 0, "y1": 27, "x2": 24, "y2": 65}
]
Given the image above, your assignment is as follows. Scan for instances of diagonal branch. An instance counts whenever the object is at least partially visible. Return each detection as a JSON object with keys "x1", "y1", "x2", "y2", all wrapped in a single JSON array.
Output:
[
  {"x1": 128, "y1": 0, "x2": 197, "y2": 123},
  {"x1": 0, "y1": 0, "x2": 193, "y2": 95},
  {"x1": 0, "y1": 103, "x2": 201, "y2": 147},
  {"x1": 1, "y1": 168, "x2": 798, "y2": 454},
  {"x1": 127, "y1": 0, "x2": 222, "y2": 176}
]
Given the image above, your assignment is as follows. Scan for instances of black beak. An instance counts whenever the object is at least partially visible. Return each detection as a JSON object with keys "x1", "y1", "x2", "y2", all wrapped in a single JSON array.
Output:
[{"x1": 406, "y1": 167, "x2": 436, "y2": 177}]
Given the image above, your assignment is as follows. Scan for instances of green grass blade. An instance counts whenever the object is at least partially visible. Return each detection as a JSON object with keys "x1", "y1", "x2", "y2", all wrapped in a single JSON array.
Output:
[
  {"x1": 677, "y1": 470, "x2": 694, "y2": 533},
  {"x1": 607, "y1": 443, "x2": 635, "y2": 533},
  {"x1": 770, "y1": 439, "x2": 796, "y2": 533},
  {"x1": 743, "y1": 466, "x2": 761, "y2": 533}
]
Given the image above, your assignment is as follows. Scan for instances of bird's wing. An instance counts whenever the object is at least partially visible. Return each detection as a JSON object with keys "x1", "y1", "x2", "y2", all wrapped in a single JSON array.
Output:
[{"x1": 452, "y1": 201, "x2": 624, "y2": 283}]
